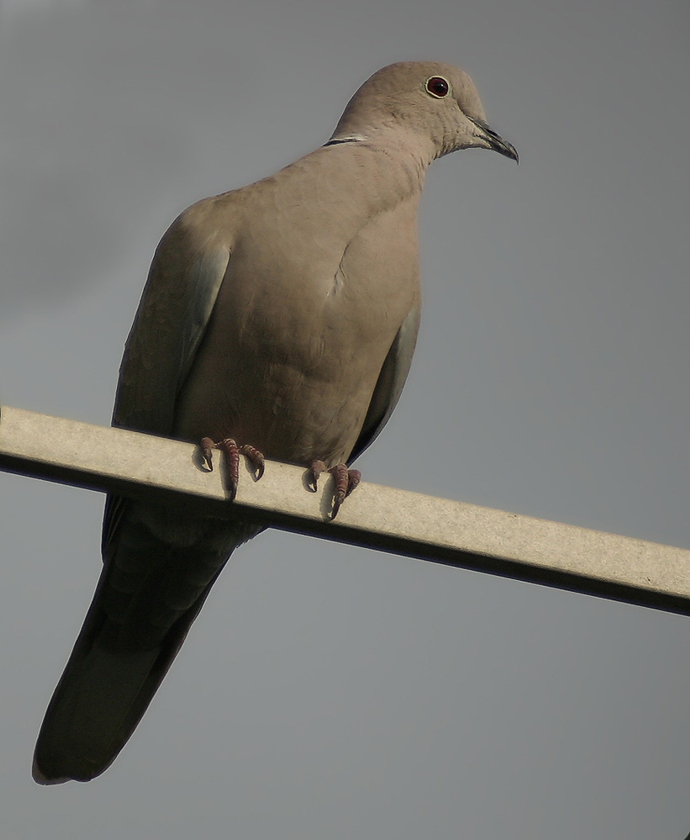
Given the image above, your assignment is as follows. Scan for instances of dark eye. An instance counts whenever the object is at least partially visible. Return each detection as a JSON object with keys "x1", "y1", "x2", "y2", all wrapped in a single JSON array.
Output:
[{"x1": 425, "y1": 76, "x2": 450, "y2": 98}]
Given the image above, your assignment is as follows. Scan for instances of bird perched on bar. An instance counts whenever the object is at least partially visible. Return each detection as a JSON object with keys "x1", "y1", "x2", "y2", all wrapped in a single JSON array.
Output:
[{"x1": 33, "y1": 60, "x2": 517, "y2": 783}]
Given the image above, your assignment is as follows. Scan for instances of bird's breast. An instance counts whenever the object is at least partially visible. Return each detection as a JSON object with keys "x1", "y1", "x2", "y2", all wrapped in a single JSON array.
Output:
[{"x1": 174, "y1": 197, "x2": 420, "y2": 466}]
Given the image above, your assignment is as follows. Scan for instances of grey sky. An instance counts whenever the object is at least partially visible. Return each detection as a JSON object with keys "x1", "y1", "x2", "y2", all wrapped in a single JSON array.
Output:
[{"x1": 1, "y1": 0, "x2": 690, "y2": 837}]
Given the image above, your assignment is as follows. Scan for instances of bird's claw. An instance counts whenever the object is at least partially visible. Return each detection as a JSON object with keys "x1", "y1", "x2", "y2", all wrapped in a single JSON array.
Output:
[
  {"x1": 309, "y1": 460, "x2": 361, "y2": 519},
  {"x1": 200, "y1": 437, "x2": 216, "y2": 471},
  {"x1": 238, "y1": 443, "x2": 265, "y2": 480},
  {"x1": 308, "y1": 460, "x2": 328, "y2": 492},
  {"x1": 201, "y1": 437, "x2": 265, "y2": 500}
]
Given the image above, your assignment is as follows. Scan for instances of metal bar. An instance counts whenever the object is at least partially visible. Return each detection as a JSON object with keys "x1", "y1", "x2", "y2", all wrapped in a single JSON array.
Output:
[{"x1": 1, "y1": 404, "x2": 689, "y2": 615}]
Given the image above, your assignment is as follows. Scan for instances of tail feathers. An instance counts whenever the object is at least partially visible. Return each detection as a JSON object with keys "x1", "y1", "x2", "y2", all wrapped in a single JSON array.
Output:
[
  {"x1": 33, "y1": 645, "x2": 161, "y2": 784},
  {"x1": 33, "y1": 503, "x2": 260, "y2": 783},
  {"x1": 33, "y1": 571, "x2": 219, "y2": 784}
]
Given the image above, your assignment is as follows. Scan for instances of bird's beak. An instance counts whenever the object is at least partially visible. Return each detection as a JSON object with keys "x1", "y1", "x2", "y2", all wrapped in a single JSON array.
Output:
[{"x1": 470, "y1": 117, "x2": 519, "y2": 163}]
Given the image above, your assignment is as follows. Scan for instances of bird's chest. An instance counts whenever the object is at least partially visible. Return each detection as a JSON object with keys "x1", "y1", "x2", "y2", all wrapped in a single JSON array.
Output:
[
  {"x1": 174, "y1": 202, "x2": 420, "y2": 461},
  {"x1": 229, "y1": 204, "x2": 420, "y2": 370}
]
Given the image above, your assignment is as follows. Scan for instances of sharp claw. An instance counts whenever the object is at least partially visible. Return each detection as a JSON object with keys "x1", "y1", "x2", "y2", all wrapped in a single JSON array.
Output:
[
  {"x1": 331, "y1": 464, "x2": 350, "y2": 508},
  {"x1": 308, "y1": 461, "x2": 361, "y2": 517},
  {"x1": 329, "y1": 464, "x2": 360, "y2": 520},
  {"x1": 200, "y1": 437, "x2": 216, "y2": 471},
  {"x1": 205, "y1": 438, "x2": 266, "y2": 499},
  {"x1": 346, "y1": 469, "x2": 361, "y2": 498},
  {"x1": 309, "y1": 460, "x2": 327, "y2": 492},
  {"x1": 239, "y1": 444, "x2": 265, "y2": 480}
]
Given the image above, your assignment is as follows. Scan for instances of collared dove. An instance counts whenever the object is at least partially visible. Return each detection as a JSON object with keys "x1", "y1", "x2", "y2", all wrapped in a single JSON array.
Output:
[{"x1": 32, "y1": 61, "x2": 517, "y2": 784}]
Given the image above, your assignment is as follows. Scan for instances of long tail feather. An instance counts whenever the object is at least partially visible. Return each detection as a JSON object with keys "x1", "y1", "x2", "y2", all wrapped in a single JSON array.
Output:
[{"x1": 33, "y1": 503, "x2": 258, "y2": 783}]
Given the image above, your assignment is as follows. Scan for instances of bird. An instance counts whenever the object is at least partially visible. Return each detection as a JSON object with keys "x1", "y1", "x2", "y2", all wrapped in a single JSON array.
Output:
[{"x1": 32, "y1": 60, "x2": 517, "y2": 784}]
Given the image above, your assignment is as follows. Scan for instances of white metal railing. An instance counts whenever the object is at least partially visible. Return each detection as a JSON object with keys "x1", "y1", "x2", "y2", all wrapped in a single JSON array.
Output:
[{"x1": 1, "y1": 404, "x2": 689, "y2": 615}]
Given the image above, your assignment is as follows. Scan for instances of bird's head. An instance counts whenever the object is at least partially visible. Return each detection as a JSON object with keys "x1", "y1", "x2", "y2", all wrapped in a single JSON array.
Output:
[{"x1": 330, "y1": 61, "x2": 518, "y2": 164}]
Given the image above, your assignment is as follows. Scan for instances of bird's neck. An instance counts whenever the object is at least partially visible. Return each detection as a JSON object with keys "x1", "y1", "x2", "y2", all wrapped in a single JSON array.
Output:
[{"x1": 316, "y1": 133, "x2": 429, "y2": 213}]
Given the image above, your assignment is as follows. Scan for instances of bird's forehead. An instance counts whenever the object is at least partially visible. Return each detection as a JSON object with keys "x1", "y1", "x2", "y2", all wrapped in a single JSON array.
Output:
[
  {"x1": 358, "y1": 61, "x2": 484, "y2": 116},
  {"x1": 365, "y1": 61, "x2": 469, "y2": 92}
]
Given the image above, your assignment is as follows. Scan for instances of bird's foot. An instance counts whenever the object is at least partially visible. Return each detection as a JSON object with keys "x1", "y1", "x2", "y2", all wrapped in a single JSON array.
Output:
[
  {"x1": 200, "y1": 437, "x2": 265, "y2": 500},
  {"x1": 309, "y1": 460, "x2": 361, "y2": 519}
]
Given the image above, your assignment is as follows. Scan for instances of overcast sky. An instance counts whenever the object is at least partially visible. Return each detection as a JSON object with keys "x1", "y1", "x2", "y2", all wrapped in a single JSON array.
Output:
[{"x1": 2, "y1": 1, "x2": 690, "y2": 838}]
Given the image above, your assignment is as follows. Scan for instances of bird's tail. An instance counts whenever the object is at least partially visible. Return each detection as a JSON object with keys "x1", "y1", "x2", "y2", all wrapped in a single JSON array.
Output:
[{"x1": 33, "y1": 504, "x2": 258, "y2": 783}]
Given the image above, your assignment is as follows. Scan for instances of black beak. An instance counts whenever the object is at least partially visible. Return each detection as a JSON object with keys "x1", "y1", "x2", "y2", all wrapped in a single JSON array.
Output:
[{"x1": 471, "y1": 117, "x2": 519, "y2": 163}]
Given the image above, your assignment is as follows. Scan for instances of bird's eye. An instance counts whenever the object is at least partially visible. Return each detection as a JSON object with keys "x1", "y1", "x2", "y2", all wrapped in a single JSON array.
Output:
[{"x1": 425, "y1": 76, "x2": 450, "y2": 98}]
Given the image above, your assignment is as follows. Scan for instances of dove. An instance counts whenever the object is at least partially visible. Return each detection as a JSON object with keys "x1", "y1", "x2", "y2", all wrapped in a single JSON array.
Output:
[{"x1": 33, "y1": 60, "x2": 517, "y2": 784}]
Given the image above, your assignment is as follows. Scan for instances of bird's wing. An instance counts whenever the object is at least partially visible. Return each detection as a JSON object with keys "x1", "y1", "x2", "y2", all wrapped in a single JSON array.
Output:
[
  {"x1": 103, "y1": 204, "x2": 231, "y2": 552},
  {"x1": 113, "y1": 207, "x2": 231, "y2": 436},
  {"x1": 349, "y1": 305, "x2": 420, "y2": 463}
]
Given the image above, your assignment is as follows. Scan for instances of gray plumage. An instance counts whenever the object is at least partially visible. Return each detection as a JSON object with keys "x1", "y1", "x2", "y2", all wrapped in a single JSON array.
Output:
[{"x1": 33, "y1": 60, "x2": 517, "y2": 783}]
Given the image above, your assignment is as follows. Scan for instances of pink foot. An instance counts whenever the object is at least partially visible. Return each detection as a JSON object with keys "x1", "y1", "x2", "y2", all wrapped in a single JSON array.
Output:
[
  {"x1": 309, "y1": 460, "x2": 361, "y2": 519},
  {"x1": 201, "y1": 437, "x2": 265, "y2": 500}
]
